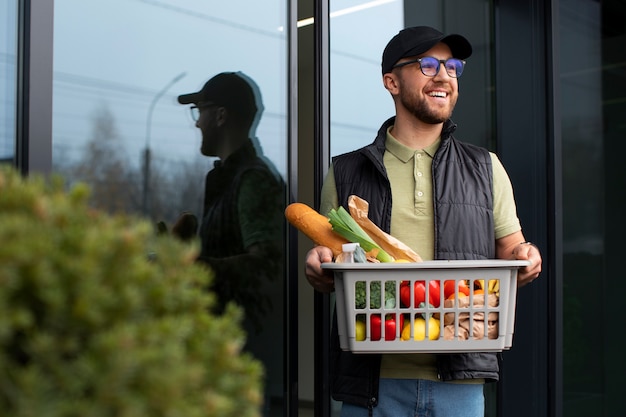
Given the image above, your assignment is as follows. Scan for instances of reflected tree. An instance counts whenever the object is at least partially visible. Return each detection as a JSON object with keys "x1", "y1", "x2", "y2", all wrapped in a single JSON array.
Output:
[
  {"x1": 57, "y1": 103, "x2": 206, "y2": 226},
  {"x1": 72, "y1": 103, "x2": 140, "y2": 214}
]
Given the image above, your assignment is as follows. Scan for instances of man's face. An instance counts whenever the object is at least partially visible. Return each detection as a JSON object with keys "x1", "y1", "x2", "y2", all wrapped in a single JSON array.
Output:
[
  {"x1": 194, "y1": 102, "x2": 222, "y2": 156},
  {"x1": 392, "y1": 43, "x2": 459, "y2": 124}
]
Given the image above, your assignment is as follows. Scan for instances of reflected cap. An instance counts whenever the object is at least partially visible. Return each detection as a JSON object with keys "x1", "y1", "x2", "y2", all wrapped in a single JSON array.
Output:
[
  {"x1": 381, "y1": 26, "x2": 472, "y2": 74},
  {"x1": 177, "y1": 72, "x2": 259, "y2": 123}
]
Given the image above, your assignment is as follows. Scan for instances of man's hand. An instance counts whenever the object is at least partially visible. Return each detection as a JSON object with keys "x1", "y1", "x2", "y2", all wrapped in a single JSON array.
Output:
[
  {"x1": 496, "y1": 231, "x2": 542, "y2": 287},
  {"x1": 305, "y1": 246, "x2": 335, "y2": 293},
  {"x1": 171, "y1": 212, "x2": 198, "y2": 242},
  {"x1": 511, "y1": 242, "x2": 542, "y2": 287}
]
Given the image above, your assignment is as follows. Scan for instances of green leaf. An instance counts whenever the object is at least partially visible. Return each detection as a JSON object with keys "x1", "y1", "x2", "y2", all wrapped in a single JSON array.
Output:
[{"x1": 327, "y1": 206, "x2": 394, "y2": 262}]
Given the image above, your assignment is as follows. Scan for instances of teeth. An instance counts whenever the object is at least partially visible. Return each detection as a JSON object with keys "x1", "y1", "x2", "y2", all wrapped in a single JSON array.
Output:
[{"x1": 429, "y1": 91, "x2": 447, "y2": 98}]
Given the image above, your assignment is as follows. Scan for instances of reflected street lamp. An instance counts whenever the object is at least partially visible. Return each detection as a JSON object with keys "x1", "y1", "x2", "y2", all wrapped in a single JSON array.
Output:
[{"x1": 142, "y1": 72, "x2": 186, "y2": 217}]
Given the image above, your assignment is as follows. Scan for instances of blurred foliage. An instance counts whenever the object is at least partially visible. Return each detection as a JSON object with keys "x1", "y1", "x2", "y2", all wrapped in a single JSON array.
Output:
[{"x1": 0, "y1": 167, "x2": 263, "y2": 417}]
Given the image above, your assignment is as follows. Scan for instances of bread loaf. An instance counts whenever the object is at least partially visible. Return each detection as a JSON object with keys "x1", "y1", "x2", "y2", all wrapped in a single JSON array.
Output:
[{"x1": 285, "y1": 203, "x2": 349, "y2": 257}]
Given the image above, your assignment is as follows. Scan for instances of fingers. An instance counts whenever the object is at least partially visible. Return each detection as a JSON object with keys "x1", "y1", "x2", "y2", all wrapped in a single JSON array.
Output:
[
  {"x1": 305, "y1": 246, "x2": 335, "y2": 293},
  {"x1": 513, "y1": 243, "x2": 542, "y2": 287}
]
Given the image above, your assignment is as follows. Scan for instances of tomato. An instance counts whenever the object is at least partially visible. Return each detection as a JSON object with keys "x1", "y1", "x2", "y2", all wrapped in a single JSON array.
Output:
[
  {"x1": 447, "y1": 292, "x2": 468, "y2": 300},
  {"x1": 443, "y1": 280, "x2": 471, "y2": 299},
  {"x1": 400, "y1": 280, "x2": 441, "y2": 308},
  {"x1": 370, "y1": 313, "x2": 404, "y2": 341}
]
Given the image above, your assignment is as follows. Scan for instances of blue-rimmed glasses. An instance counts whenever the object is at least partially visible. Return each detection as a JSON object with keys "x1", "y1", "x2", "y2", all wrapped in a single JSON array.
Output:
[
  {"x1": 190, "y1": 103, "x2": 217, "y2": 121},
  {"x1": 392, "y1": 56, "x2": 466, "y2": 78}
]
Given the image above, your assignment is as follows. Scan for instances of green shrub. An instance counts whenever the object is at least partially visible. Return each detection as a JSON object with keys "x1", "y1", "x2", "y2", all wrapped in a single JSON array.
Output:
[{"x1": 0, "y1": 167, "x2": 263, "y2": 417}]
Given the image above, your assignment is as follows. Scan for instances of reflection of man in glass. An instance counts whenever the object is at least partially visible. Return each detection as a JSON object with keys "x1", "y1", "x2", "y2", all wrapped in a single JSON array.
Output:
[{"x1": 176, "y1": 72, "x2": 284, "y2": 335}]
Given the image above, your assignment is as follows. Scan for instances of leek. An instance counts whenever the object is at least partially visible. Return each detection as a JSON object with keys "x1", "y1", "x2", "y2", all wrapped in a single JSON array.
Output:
[{"x1": 327, "y1": 206, "x2": 394, "y2": 262}]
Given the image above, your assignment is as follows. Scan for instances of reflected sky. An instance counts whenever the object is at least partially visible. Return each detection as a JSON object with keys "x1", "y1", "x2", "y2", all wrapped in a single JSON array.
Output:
[
  {"x1": 51, "y1": 0, "x2": 402, "y2": 176},
  {"x1": 330, "y1": 1, "x2": 402, "y2": 156},
  {"x1": 1, "y1": 0, "x2": 18, "y2": 160},
  {"x1": 53, "y1": 0, "x2": 288, "y2": 175}
]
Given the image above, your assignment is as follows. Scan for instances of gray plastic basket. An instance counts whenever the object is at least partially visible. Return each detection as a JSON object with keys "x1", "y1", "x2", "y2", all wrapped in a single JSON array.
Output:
[{"x1": 323, "y1": 260, "x2": 530, "y2": 354}]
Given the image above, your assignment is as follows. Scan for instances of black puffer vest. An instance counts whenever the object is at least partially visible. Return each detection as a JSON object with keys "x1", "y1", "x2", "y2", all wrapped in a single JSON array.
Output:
[
  {"x1": 200, "y1": 139, "x2": 280, "y2": 259},
  {"x1": 329, "y1": 117, "x2": 498, "y2": 409},
  {"x1": 199, "y1": 139, "x2": 284, "y2": 316}
]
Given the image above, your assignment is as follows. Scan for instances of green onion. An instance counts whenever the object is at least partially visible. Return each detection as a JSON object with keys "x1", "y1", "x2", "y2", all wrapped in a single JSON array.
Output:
[{"x1": 327, "y1": 206, "x2": 394, "y2": 262}]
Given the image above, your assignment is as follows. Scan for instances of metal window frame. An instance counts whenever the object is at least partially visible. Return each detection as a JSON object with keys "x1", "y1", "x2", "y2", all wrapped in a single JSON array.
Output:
[
  {"x1": 286, "y1": 0, "x2": 300, "y2": 415},
  {"x1": 313, "y1": 0, "x2": 331, "y2": 416},
  {"x1": 16, "y1": 0, "x2": 53, "y2": 175}
]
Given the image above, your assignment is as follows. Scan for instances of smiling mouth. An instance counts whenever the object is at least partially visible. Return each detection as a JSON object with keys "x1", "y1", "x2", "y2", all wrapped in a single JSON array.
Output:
[{"x1": 428, "y1": 91, "x2": 447, "y2": 98}]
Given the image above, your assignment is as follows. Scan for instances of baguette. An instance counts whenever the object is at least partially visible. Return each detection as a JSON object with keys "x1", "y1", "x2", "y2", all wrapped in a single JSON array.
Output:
[
  {"x1": 348, "y1": 195, "x2": 422, "y2": 262},
  {"x1": 285, "y1": 202, "x2": 349, "y2": 257}
]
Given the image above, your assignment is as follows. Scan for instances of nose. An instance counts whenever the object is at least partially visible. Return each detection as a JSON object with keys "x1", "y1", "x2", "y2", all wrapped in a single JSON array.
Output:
[{"x1": 433, "y1": 62, "x2": 452, "y2": 80}]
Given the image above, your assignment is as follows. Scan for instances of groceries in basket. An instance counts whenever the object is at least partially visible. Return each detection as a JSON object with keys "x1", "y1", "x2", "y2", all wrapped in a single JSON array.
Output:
[
  {"x1": 440, "y1": 288, "x2": 500, "y2": 340},
  {"x1": 286, "y1": 195, "x2": 524, "y2": 352},
  {"x1": 325, "y1": 260, "x2": 528, "y2": 353},
  {"x1": 285, "y1": 195, "x2": 421, "y2": 263},
  {"x1": 352, "y1": 277, "x2": 501, "y2": 342}
]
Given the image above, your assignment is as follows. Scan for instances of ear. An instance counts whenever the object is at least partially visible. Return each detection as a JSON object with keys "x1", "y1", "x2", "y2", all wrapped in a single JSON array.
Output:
[
  {"x1": 215, "y1": 106, "x2": 228, "y2": 127},
  {"x1": 383, "y1": 73, "x2": 400, "y2": 95}
]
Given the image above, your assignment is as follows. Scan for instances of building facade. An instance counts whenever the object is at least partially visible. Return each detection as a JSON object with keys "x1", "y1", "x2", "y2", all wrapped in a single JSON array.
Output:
[{"x1": 2, "y1": 0, "x2": 624, "y2": 416}]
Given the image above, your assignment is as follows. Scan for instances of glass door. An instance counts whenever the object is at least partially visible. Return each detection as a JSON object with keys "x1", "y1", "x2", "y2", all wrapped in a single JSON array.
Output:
[{"x1": 52, "y1": 1, "x2": 291, "y2": 415}]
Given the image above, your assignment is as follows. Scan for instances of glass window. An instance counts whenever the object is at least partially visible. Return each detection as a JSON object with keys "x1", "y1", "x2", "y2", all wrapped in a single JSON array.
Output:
[
  {"x1": 52, "y1": 1, "x2": 289, "y2": 415},
  {"x1": 329, "y1": 0, "x2": 403, "y2": 156},
  {"x1": 330, "y1": 0, "x2": 495, "y2": 157},
  {"x1": 560, "y1": 0, "x2": 625, "y2": 415},
  {"x1": 1, "y1": 0, "x2": 18, "y2": 164}
]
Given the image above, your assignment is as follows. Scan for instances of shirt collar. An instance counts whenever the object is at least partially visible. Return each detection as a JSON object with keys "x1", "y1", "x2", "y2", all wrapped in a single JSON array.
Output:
[{"x1": 385, "y1": 126, "x2": 442, "y2": 160}]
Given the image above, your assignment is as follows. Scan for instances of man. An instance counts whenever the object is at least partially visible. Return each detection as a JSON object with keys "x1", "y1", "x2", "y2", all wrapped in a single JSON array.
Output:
[
  {"x1": 304, "y1": 26, "x2": 542, "y2": 417},
  {"x1": 176, "y1": 72, "x2": 285, "y2": 333}
]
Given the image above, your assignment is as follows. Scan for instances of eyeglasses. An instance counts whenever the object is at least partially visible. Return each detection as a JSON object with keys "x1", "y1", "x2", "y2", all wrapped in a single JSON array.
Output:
[
  {"x1": 392, "y1": 56, "x2": 466, "y2": 78},
  {"x1": 189, "y1": 103, "x2": 217, "y2": 121}
]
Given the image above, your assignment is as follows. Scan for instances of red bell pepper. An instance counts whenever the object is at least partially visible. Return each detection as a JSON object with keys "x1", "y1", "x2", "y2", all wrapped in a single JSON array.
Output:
[
  {"x1": 400, "y1": 280, "x2": 441, "y2": 308},
  {"x1": 370, "y1": 313, "x2": 404, "y2": 341}
]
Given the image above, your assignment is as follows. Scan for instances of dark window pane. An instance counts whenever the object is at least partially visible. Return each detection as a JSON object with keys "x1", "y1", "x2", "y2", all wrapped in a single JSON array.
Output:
[{"x1": 561, "y1": 0, "x2": 625, "y2": 415}]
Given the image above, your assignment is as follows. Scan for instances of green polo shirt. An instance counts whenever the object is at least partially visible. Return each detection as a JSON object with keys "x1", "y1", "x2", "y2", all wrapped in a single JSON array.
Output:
[{"x1": 321, "y1": 128, "x2": 521, "y2": 380}]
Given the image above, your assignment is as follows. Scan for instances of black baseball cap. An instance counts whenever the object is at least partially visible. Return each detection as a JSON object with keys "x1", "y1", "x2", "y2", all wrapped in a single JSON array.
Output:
[
  {"x1": 381, "y1": 26, "x2": 472, "y2": 74},
  {"x1": 177, "y1": 72, "x2": 259, "y2": 122}
]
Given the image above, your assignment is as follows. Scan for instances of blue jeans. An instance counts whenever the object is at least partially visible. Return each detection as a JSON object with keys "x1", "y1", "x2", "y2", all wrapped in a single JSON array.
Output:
[{"x1": 340, "y1": 378, "x2": 484, "y2": 417}]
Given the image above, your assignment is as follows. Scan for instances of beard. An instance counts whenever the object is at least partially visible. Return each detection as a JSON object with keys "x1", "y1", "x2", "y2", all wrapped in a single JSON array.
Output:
[{"x1": 399, "y1": 86, "x2": 457, "y2": 124}]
